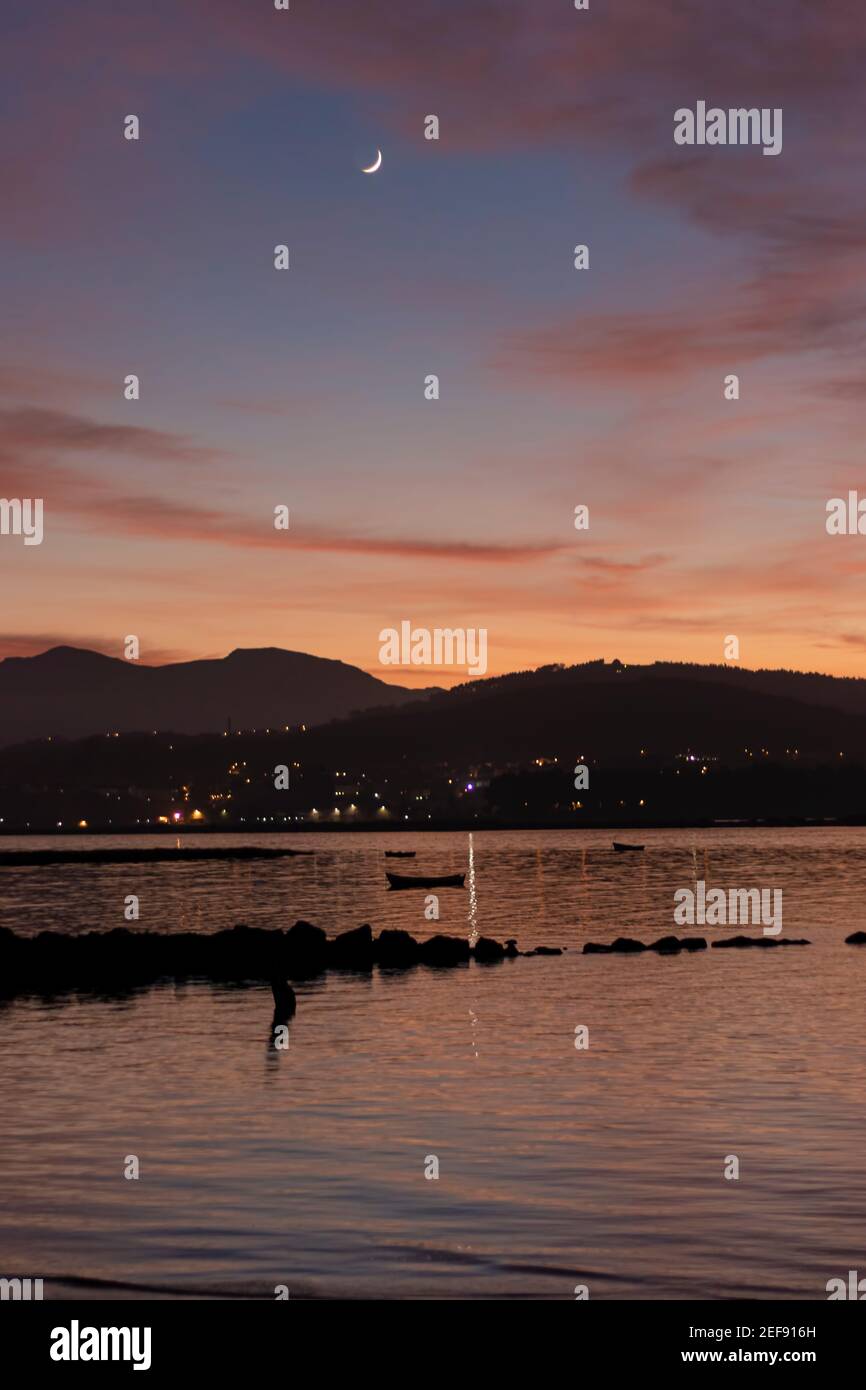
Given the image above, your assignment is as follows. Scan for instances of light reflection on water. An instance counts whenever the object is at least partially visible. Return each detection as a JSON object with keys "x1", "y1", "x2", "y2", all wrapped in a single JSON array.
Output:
[
  {"x1": 467, "y1": 832, "x2": 478, "y2": 947},
  {"x1": 1, "y1": 827, "x2": 866, "y2": 1299}
]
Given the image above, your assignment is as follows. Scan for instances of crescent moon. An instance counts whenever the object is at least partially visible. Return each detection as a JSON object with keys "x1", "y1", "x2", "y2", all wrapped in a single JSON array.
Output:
[{"x1": 362, "y1": 149, "x2": 382, "y2": 174}]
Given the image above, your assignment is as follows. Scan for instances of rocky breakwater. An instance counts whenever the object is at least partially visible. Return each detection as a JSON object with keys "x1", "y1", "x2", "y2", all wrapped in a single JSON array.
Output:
[
  {"x1": 0, "y1": 922, "x2": 561, "y2": 1003},
  {"x1": 583, "y1": 934, "x2": 811, "y2": 954}
]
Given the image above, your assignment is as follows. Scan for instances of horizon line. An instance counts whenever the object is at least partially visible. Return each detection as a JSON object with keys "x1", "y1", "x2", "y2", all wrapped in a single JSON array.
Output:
[{"x1": 2, "y1": 643, "x2": 865, "y2": 689}]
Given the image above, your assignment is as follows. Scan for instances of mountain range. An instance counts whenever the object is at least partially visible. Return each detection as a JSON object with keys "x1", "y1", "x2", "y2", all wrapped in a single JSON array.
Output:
[
  {"x1": 0, "y1": 646, "x2": 436, "y2": 747},
  {"x1": 6, "y1": 653, "x2": 866, "y2": 827},
  {"x1": 5, "y1": 648, "x2": 866, "y2": 764}
]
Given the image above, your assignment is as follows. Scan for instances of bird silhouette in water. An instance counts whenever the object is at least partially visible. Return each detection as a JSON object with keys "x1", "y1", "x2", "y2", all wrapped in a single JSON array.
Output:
[
  {"x1": 271, "y1": 978, "x2": 296, "y2": 1022},
  {"x1": 267, "y1": 978, "x2": 296, "y2": 1056}
]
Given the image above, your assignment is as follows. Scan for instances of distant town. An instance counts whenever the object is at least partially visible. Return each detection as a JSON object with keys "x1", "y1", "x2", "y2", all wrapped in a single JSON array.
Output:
[
  {"x1": 3, "y1": 653, "x2": 866, "y2": 830},
  {"x1": 1, "y1": 725, "x2": 865, "y2": 832}
]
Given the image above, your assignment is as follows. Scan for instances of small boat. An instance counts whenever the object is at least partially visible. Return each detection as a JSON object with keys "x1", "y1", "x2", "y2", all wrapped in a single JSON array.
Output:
[
  {"x1": 613, "y1": 841, "x2": 644, "y2": 853},
  {"x1": 385, "y1": 850, "x2": 417, "y2": 858},
  {"x1": 386, "y1": 872, "x2": 465, "y2": 890}
]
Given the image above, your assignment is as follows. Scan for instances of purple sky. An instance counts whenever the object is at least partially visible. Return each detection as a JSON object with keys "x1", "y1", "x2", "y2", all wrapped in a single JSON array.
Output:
[{"x1": 2, "y1": 0, "x2": 866, "y2": 684}]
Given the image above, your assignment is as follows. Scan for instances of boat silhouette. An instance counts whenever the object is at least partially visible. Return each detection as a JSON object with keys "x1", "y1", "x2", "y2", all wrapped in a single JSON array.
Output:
[{"x1": 386, "y1": 871, "x2": 465, "y2": 890}]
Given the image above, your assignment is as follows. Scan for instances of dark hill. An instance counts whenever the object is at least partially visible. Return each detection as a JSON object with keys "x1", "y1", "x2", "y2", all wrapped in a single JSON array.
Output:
[
  {"x1": 4, "y1": 660, "x2": 866, "y2": 827},
  {"x1": 0, "y1": 646, "x2": 436, "y2": 745},
  {"x1": 301, "y1": 664, "x2": 866, "y2": 767}
]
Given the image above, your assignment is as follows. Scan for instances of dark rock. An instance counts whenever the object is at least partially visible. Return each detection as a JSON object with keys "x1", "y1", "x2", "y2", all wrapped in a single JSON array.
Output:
[
  {"x1": 210, "y1": 925, "x2": 284, "y2": 980},
  {"x1": 283, "y1": 920, "x2": 328, "y2": 977},
  {"x1": 526, "y1": 946, "x2": 563, "y2": 956},
  {"x1": 328, "y1": 923, "x2": 374, "y2": 970},
  {"x1": 711, "y1": 935, "x2": 811, "y2": 949},
  {"x1": 713, "y1": 936, "x2": 774, "y2": 948},
  {"x1": 647, "y1": 936, "x2": 707, "y2": 953},
  {"x1": 583, "y1": 937, "x2": 647, "y2": 954},
  {"x1": 585, "y1": 935, "x2": 706, "y2": 955},
  {"x1": 504, "y1": 938, "x2": 519, "y2": 957},
  {"x1": 846, "y1": 931, "x2": 866, "y2": 944},
  {"x1": 473, "y1": 936, "x2": 506, "y2": 962},
  {"x1": 374, "y1": 929, "x2": 420, "y2": 967},
  {"x1": 418, "y1": 934, "x2": 471, "y2": 966}
]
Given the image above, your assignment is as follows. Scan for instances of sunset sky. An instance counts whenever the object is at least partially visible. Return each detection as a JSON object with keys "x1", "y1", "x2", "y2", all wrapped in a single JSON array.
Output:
[{"x1": 3, "y1": 1, "x2": 866, "y2": 685}]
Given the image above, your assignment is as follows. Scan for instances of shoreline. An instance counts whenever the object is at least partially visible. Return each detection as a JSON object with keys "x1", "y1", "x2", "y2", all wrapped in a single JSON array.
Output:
[
  {"x1": 0, "y1": 845, "x2": 313, "y2": 866},
  {"x1": 0, "y1": 816, "x2": 862, "y2": 838}
]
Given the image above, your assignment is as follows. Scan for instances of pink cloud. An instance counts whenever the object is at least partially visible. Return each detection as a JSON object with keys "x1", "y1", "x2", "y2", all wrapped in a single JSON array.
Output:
[
  {"x1": 0, "y1": 407, "x2": 225, "y2": 465},
  {"x1": 0, "y1": 404, "x2": 569, "y2": 561}
]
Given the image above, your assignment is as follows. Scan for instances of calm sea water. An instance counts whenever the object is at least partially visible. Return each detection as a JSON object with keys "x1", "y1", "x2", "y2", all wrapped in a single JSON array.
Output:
[{"x1": 1, "y1": 827, "x2": 865, "y2": 1300}]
